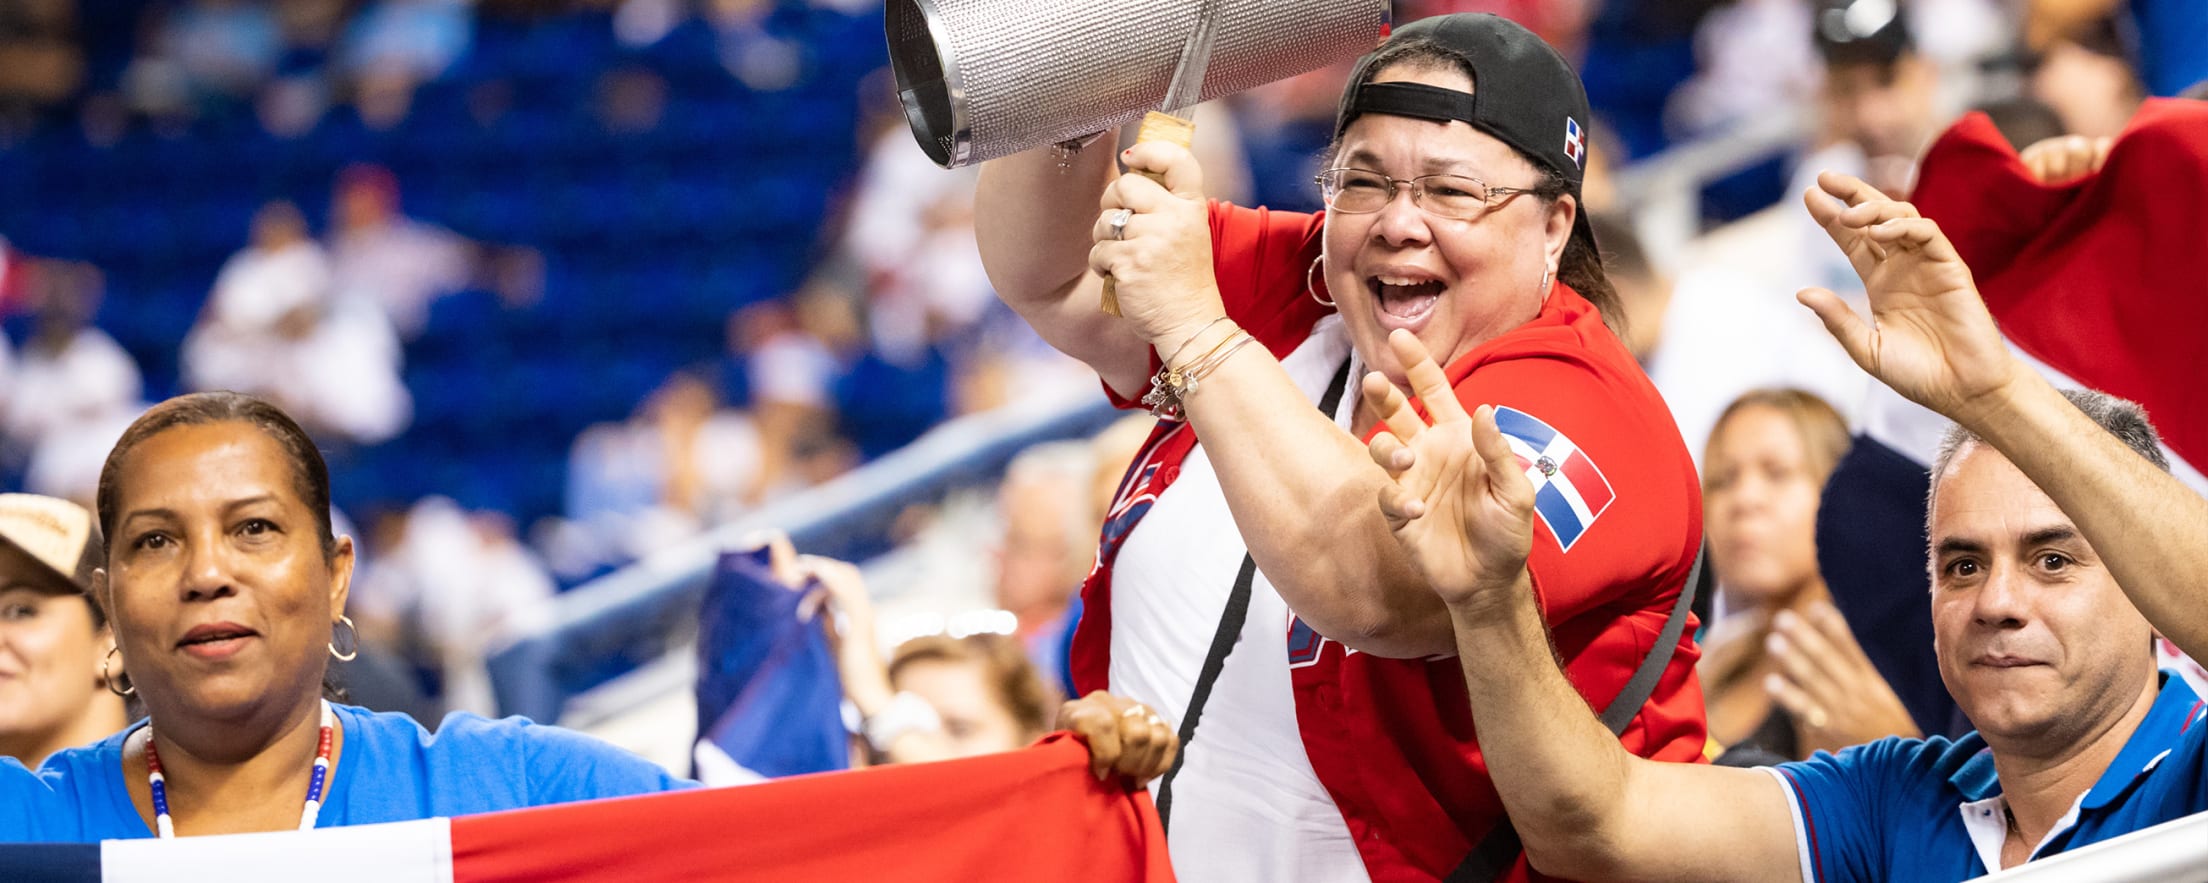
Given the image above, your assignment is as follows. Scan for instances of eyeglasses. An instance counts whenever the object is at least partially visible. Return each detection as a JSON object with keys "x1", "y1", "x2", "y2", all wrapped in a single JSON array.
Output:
[{"x1": 1312, "y1": 168, "x2": 1542, "y2": 221}]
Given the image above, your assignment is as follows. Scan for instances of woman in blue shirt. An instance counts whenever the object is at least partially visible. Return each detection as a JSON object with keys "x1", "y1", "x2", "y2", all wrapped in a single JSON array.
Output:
[{"x1": 2, "y1": 392, "x2": 1175, "y2": 841}]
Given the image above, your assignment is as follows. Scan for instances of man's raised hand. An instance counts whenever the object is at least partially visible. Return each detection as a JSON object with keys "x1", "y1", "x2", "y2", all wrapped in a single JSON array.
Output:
[
  {"x1": 1364, "y1": 329, "x2": 1538, "y2": 612},
  {"x1": 1798, "y1": 171, "x2": 2021, "y2": 426}
]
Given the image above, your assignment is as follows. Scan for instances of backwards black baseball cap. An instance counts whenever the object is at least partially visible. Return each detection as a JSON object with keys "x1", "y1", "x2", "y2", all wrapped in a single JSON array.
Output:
[{"x1": 1334, "y1": 13, "x2": 1599, "y2": 256}]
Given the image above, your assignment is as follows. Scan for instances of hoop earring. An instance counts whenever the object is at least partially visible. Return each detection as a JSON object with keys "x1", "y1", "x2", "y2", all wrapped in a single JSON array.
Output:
[
  {"x1": 329, "y1": 615, "x2": 360, "y2": 662},
  {"x1": 1306, "y1": 255, "x2": 1334, "y2": 308},
  {"x1": 103, "y1": 646, "x2": 135, "y2": 696}
]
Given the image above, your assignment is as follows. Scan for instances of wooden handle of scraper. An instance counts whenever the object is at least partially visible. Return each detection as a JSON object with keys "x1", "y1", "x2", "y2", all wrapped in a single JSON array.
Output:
[{"x1": 1100, "y1": 111, "x2": 1197, "y2": 317}]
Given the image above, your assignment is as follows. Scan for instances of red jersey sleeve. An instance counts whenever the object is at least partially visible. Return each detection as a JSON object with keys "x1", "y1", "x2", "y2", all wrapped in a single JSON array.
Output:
[
  {"x1": 1102, "y1": 201, "x2": 1335, "y2": 409},
  {"x1": 1444, "y1": 303, "x2": 1704, "y2": 624}
]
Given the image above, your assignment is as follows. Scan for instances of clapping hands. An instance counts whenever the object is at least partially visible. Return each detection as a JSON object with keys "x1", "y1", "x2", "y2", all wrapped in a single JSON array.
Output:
[{"x1": 1763, "y1": 602, "x2": 1922, "y2": 755}]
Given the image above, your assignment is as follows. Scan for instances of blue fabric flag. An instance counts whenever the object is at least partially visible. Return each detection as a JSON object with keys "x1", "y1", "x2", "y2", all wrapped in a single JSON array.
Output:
[{"x1": 692, "y1": 547, "x2": 850, "y2": 780}]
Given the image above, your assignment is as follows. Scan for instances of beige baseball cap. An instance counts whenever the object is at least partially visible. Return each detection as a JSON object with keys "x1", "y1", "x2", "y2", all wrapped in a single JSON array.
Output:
[{"x1": 0, "y1": 493, "x2": 102, "y2": 595}]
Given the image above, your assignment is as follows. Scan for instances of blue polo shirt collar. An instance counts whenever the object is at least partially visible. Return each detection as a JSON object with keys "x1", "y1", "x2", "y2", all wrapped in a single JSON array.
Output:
[
  {"x1": 2082, "y1": 672, "x2": 2200, "y2": 810},
  {"x1": 1948, "y1": 742, "x2": 2000, "y2": 802},
  {"x1": 1946, "y1": 672, "x2": 2201, "y2": 807}
]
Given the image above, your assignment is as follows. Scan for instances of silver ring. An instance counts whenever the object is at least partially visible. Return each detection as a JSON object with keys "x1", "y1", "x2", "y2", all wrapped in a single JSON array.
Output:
[{"x1": 1109, "y1": 208, "x2": 1132, "y2": 241}]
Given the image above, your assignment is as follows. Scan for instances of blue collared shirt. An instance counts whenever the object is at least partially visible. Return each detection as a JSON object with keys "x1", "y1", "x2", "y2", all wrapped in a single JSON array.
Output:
[
  {"x1": 1765, "y1": 671, "x2": 2208, "y2": 882},
  {"x1": 0, "y1": 703, "x2": 692, "y2": 842}
]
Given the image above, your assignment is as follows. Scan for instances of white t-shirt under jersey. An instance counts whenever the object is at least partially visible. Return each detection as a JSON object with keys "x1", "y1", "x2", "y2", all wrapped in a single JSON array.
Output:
[{"x1": 1108, "y1": 316, "x2": 1371, "y2": 883}]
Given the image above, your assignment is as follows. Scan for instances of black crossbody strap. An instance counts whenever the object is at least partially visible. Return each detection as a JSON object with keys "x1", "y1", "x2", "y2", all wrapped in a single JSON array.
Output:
[
  {"x1": 1155, "y1": 357, "x2": 1354, "y2": 831},
  {"x1": 1447, "y1": 543, "x2": 1708, "y2": 883}
]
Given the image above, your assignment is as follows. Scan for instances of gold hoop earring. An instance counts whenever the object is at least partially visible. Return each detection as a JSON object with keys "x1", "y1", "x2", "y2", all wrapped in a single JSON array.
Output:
[
  {"x1": 103, "y1": 646, "x2": 135, "y2": 696},
  {"x1": 329, "y1": 615, "x2": 360, "y2": 663},
  {"x1": 1306, "y1": 255, "x2": 1334, "y2": 308}
]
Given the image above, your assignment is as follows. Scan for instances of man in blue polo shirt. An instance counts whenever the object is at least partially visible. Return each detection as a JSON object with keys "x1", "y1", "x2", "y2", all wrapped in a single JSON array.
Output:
[{"x1": 1359, "y1": 168, "x2": 2208, "y2": 882}]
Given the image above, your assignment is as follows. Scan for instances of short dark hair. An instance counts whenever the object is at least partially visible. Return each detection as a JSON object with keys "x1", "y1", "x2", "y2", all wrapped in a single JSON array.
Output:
[
  {"x1": 1927, "y1": 388, "x2": 2168, "y2": 529},
  {"x1": 96, "y1": 392, "x2": 338, "y2": 562}
]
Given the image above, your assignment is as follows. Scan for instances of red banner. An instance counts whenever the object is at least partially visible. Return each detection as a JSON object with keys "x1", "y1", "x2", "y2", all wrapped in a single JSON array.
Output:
[{"x1": 450, "y1": 734, "x2": 1176, "y2": 882}]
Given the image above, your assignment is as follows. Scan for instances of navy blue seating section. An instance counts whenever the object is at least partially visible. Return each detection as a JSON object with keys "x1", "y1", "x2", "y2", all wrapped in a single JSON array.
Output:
[{"x1": 0, "y1": 6, "x2": 885, "y2": 529}]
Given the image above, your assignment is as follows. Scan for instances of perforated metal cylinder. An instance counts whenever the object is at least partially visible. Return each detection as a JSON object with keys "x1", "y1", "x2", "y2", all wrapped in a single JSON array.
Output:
[{"x1": 887, "y1": 0, "x2": 1390, "y2": 168}]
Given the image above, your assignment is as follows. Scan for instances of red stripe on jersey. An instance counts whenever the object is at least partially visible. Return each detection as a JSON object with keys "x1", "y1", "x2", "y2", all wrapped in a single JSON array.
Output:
[
  {"x1": 1777, "y1": 767, "x2": 1826, "y2": 883},
  {"x1": 1558, "y1": 450, "x2": 1614, "y2": 514}
]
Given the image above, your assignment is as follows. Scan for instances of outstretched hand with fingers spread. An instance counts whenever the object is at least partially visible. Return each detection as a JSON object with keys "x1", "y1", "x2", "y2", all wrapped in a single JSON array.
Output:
[
  {"x1": 1364, "y1": 330, "x2": 1537, "y2": 610},
  {"x1": 1797, "y1": 172, "x2": 2020, "y2": 423}
]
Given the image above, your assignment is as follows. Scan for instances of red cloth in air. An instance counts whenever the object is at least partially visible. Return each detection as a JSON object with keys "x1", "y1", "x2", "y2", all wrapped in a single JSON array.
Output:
[{"x1": 1910, "y1": 98, "x2": 2208, "y2": 469}]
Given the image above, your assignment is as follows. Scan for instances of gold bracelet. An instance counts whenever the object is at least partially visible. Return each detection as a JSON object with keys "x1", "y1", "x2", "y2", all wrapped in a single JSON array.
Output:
[
  {"x1": 1161, "y1": 317, "x2": 1232, "y2": 366},
  {"x1": 1170, "y1": 322, "x2": 1244, "y2": 372},
  {"x1": 1140, "y1": 329, "x2": 1254, "y2": 421},
  {"x1": 1182, "y1": 331, "x2": 1258, "y2": 389}
]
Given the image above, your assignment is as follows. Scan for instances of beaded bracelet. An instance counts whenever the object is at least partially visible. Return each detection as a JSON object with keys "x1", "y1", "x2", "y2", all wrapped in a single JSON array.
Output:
[{"x1": 1141, "y1": 329, "x2": 1256, "y2": 420}]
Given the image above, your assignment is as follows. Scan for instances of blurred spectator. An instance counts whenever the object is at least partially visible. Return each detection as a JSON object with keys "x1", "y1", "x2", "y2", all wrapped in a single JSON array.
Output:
[
  {"x1": 254, "y1": 0, "x2": 351, "y2": 137},
  {"x1": 0, "y1": 236, "x2": 26, "y2": 317},
  {"x1": 157, "y1": 0, "x2": 283, "y2": 106},
  {"x1": 0, "y1": 493, "x2": 129, "y2": 769},
  {"x1": 328, "y1": 164, "x2": 473, "y2": 339},
  {"x1": 1804, "y1": 0, "x2": 1944, "y2": 199},
  {"x1": 650, "y1": 372, "x2": 765, "y2": 523},
  {"x1": 1668, "y1": 0, "x2": 1819, "y2": 140},
  {"x1": 351, "y1": 496, "x2": 557, "y2": 716},
  {"x1": 992, "y1": 442, "x2": 1095, "y2": 677},
  {"x1": 562, "y1": 371, "x2": 798, "y2": 568},
  {"x1": 729, "y1": 288, "x2": 858, "y2": 506},
  {"x1": 840, "y1": 127, "x2": 995, "y2": 372},
  {"x1": 0, "y1": 330, "x2": 12, "y2": 435},
  {"x1": 3, "y1": 260, "x2": 139, "y2": 463},
  {"x1": 339, "y1": 0, "x2": 471, "y2": 83},
  {"x1": 0, "y1": 0, "x2": 83, "y2": 134},
  {"x1": 184, "y1": 200, "x2": 412, "y2": 444},
  {"x1": 1590, "y1": 213, "x2": 1667, "y2": 363},
  {"x1": 338, "y1": 0, "x2": 473, "y2": 130},
  {"x1": 2026, "y1": 0, "x2": 2208, "y2": 98},
  {"x1": 1647, "y1": 0, "x2": 1960, "y2": 461},
  {"x1": 886, "y1": 634, "x2": 1054, "y2": 758},
  {"x1": 1695, "y1": 389, "x2": 1918, "y2": 761},
  {"x1": 2028, "y1": 20, "x2": 2145, "y2": 139},
  {"x1": 701, "y1": 0, "x2": 804, "y2": 93},
  {"x1": 810, "y1": 553, "x2": 1055, "y2": 765},
  {"x1": 595, "y1": 63, "x2": 668, "y2": 134}
]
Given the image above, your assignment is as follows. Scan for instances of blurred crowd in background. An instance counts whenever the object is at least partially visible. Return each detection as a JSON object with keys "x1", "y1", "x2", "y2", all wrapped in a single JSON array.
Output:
[{"x1": 0, "y1": 0, "x2": 2202, "y2": 755}]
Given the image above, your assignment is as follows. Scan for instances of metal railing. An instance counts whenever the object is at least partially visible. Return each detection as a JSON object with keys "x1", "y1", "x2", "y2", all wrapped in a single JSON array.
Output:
[
  {"x1": 1970, "y1": 812, "x2": 2208, "y2": 882},
  {"x1": 1611, "y1": 105, "x2": 1813, "y2": 276}
]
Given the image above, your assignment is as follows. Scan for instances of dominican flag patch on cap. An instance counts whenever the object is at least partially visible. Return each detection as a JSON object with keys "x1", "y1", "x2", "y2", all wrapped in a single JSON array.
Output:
[
  {"x1": 1563, "y1": 117, "x2": 1585, "y2": 169},
  {"x1": 1494, "y1": 406, "x2": 1613, "y2": 551}
]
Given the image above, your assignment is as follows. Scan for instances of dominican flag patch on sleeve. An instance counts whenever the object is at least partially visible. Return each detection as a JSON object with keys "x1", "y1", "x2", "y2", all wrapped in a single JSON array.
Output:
[{"x1": 1493, "y1": 406, "x2": 1614, "y2": 551}]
